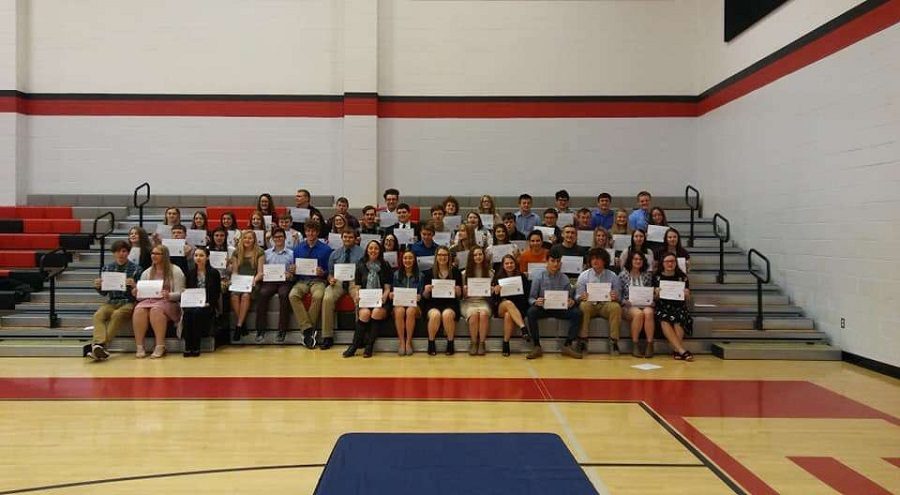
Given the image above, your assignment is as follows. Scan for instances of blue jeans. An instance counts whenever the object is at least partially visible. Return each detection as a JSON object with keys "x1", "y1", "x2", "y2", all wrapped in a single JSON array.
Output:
[{"x1": 526, "y1": 305, "x2": 582, "y2": 346}]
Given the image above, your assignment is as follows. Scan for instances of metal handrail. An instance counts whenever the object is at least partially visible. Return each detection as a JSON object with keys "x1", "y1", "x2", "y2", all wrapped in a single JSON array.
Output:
[
  {"x1": 39, "y1": 247, "x2": 68, "y2": 329},
  {"x1": 92, "y1": 211, "x2": 116, "y2": 274},
  {"x1": 684, "y1": 185, "x2": 701, "y2": 247},
  {"x1": 133, "y1": 182, "x2": 150, "y2": 228},
  {"x1": 712, "y1": 213, "x2": 730, "y2": 284},
  {"x1": 747, "y1": 248, "x2": 771, "y2": 331}
]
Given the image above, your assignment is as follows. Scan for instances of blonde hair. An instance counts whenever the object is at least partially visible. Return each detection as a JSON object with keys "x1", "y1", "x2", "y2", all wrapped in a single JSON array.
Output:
[
  {"x1": 454, "y1": 223, "x2": 476, "y2": 251},
  {"x1": 478, "y1": 195, "x2": 497, "y2": 215},
  {"x1": 609, "y1": 208, "x2": 631, "y2": 235},
  {"x1": 233, "y1": 230, "x2": 261, "y2": 269},
  {"x1": 149, "y1": 244, "x2": 174, "y2": 287}
]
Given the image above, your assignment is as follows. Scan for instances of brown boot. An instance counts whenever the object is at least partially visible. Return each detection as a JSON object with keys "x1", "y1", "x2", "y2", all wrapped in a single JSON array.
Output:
[
  {"x1": 561, "y1": 344, "x2": 583, "y2": 359},
  {"x1": 526, "y1": 346, "x2": 543, "y2": 360}
]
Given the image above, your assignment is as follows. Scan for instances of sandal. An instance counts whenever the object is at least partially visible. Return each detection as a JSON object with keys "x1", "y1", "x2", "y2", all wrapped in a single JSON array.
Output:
[
  {"x1": 673, "y1": 351, "x2": 683, "y2": 360},
  {"x1": 680, "y1": 350, "x2": 694, "y2": 362}
]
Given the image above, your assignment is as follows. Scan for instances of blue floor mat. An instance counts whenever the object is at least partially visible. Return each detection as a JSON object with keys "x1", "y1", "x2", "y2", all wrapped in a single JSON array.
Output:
[{"x1": 314, "y1": 432, "x2": 598, "y2": 495}]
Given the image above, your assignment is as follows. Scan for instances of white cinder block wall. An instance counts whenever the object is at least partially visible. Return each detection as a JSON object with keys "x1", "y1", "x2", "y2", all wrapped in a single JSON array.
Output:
[{"x1": 695, "y1": 25, "x2": 900, "y2": 367}]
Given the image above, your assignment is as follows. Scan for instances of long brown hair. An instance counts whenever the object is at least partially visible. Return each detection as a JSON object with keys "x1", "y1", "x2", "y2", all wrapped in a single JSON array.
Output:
[{"x1": 465, "y1": 246, "x2": 491, "y2": 278}]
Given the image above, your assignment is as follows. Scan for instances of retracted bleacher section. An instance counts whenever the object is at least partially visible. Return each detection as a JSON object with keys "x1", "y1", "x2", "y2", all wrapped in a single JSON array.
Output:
[{"x1": 0, "y1": 190, "x2": 837, "y2": 359}]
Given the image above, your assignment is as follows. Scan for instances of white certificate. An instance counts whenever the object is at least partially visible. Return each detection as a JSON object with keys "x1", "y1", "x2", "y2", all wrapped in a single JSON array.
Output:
[
  {"x1": 263, "y1": 263, "x2": 286, "y2": 282},
  {"x1": 290, "y1": 208, "x2": 310, "y2": 222},
  {"x1": 128, "y1": 247, "x2": 141, "y2": 264},
  {"x1": 490, "y1": 243, "x2": 514, "y2": 261},
  {"x1": 379, "y1": 211, "x2": 398, "y2": 227},
  {"x1": 327, "y1": 232, "x2": 342, "y2": 248},
  {"x1": 443, "y1": 215, "x2": 462, "y2": 231},
  {"x1": 561, "y1": 255, "x2": 584, "y2": 274},
  {"x1": 186, "y1": 229, "x2": 207, "y2": 246},
  {"x1": 629, "y1": 286, "x2": 654, "y2": 307},
  {"x1": 393, "y1": 287, "x2": 418, "y2": 307},
  {"x1": 498, "y1": 276, "x2": 524, "y2": 297},
  {"x1": 677, "y1": 257, "x2": 688, "y2": 273},
  {"x1": 606, "y1": 249, "x2": 617, "y2": 266},
  {"x1": 136, "y1": 279, "x2": 164, "y2": 300},
  {"x1": 418, "y1": 255, "x2": 435, "y2": 271},
  {"x1": 557, "y1": 213, "x2": 575, "y2": 227},
  {"x1": 511, "y1": 240, "x2": 528, "y2": 251},
  {"x1": 647, "y1": 225, "x2": 668, "y2": 243},
  {"x1": 613, "y1": 235, "x2": 631, "y2": 252},
  {"x1": 263, "y1": 215, "x2": 273, "y2": 230},
  {"x1": 433, "y1": 232, "x2": 452, "y2": 246},
  {"x1": 431, "y1": 279, "x2": 456, "y2": 299},
  {"x1": 227, "y1": 230, "x2": 240, "y2": 247},
  {"x1": 534, "y1": 226, "x2": 555, "y2": 240},
  {"x1": 154, "y1": 224, "x2": 172, "y2": 239},
  {"x1": 576, "y1": 230, "x2": 594, "y2": 248},
  {"x1": 475, "y1": 230, "x2": 491, "y2": 247},
  {"x1": 229, "y1": 274, "x2": 253, "y2": 293},
  {"x1": 101, "y1": 271, "x2": 126, "y2": 292},
  {"x1": 527, "y1": 262, "x2": 547, "y2": 280},
  {"x1": 254, "y1": 230, "x2": 266, "y2": 247},
  {"x1": 543, "y1": 290, "x2": 569, "y2": 310},
  {"x1": 479, "y1": 214, "x2": 494, "y2": 229},
  {"x1": 360, "y1": 233, "x2": 382, "y2": 247},
  {"x1": 334, "y1": 263, "x2": 356, "y2": 282},
  {"x1": 209, "y1": 251, "x2": 228, "y2": 270},
  {"x1": 358, "y1": 288, "x2": 383, "y2": 308},
  {"x1": 659, "y1": 280, "x2": 686, "y2": 301},
  {"x1": 455, "y1": 250, "x2": 468, "y2": 268},
  {"x1": 587, "y1": 282, "x2": 612, "y2": 302},
  {"x1": 294, "y1": 258, "x2": 318, "y2": 277},
  {"x1": 393, "y1": 228, "x2": 415, "y2": 245},
  {"x1": 161, "y1": 239, "x2": 185, "y2": 257},
  {"x1": 384, "y1": 251, "x2": 398, "y2": 268},
  {"x1": 180, "y1": 288, "x2": 207, "y2": 308},
  {"x1": 466, "y1": 277, "x2": 491, "y2": 298}
]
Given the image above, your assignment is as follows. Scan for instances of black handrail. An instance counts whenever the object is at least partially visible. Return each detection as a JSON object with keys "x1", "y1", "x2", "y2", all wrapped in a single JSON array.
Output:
[
  {"x1": 133, "y1": 182, "x2": 150, "y2": 228},
  {"x1": 684, "y1": 185, "x2": 701, "y2": 247},
  {"x1": 92, "y1": 211, "x2": 116, "y2": 274},
  {"x1": 712, "y1": 213, "x2": 730, "y2": 284},
  {"x1": 747, "y1": 249, "x2": 771, "y2": 331},
  {"x1": 39, "y1": 247, "x2": 68, "y2": 329}
]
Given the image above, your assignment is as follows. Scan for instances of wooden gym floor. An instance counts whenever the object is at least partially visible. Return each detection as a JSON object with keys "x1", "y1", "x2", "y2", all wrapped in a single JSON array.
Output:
[{"x1": 0, "y1": 349, "x2": 898, "y2": 494}]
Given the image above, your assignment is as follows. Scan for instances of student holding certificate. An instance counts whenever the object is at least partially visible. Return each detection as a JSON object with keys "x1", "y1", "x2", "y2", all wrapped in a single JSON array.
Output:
[
  {"x1": 229, "y1": 231, "x2": 265, "y2": 341},
  {"x1": 646, "y1": 207, "x2": 669, "y2": 253},
  {"x1": 181, "y1": 246, "x2": 221, "y2": 357},
  {"x1": 449, "y1": 224, "x2": 477, "y2": 267},
  {"x1": 538, "y1": 209, "x2": 562, "y2": 246},
  {"x1": 218, "y1": 211, "x2": 242, "y2": 247},
  {"x1": 618, "y1": 251, "x2": 656, "y2": 358},
  {"x1": 256, "y1": 193, "x2": 278, "y2": 220},
  {"x1": 429, "y1": 204, "x2": 446, "y2": 232},
  {"x1": 189, "y1": 211, "x2": 210, "y2": 245},
  {"x1": 462, "y1": 211, "x2": 490, "y2": 247},
  {"x1": 486, "y1": 224, "x2": 520, "y2": 272},
  {"x1": 502, "y1": 213, "x2": 526, "y2": 241},
  {"x1": 381, "y1": 234, "x2": 400, "y2": 264},
  {"x1": 654, "y1": 253, "x2": 694, "y2": 362},
  {"x1": 167, "y1": 225, "x2": 193, "y2": 275},
  {"x1": 291, "y1": 188, "x2": 322, "y2": 232},
  {"x1": 358, "y1": 205, "x2": 384, "y2": 237},
  {"x1": 618, "y1": 229, "x2": 655, "y2": 272},
  {"x1": 333, "y1": 196, "x2": 360, "y2": 230},
  {"x1": 477, "y1": 195, "x2": 502, "y2": 231},
  {"x1": 517, "y1": 231, "x2": 549, "y2": 274},
  {"x1": 627, "y1": 191, "x2": 652, "y2": 232},
  {"x1": 248, "y1": 211, "x2": 267, "y2": 237},
  {"x1": 323, "y1": 228, "x2": 364, "y2": 351},
  {"x1": 289, "y1": 220, "x2": 333, "y2": 349},
  {"x1": 575, "y1": 248, "x2": 623, "y2": 358},
  {"x1": 343, "y1": 240, "x2": 393, "y2": 358},
  {"x1": 490, "y1": 255, "x2": 530, "y2": 357},
  {"x1": 131, "y1": 244, "x2": 185, "y2": 359},
  {"x1": 268, "y1": 214, "x2": 301, "y2": 251},
  {"x1": 254, "y1": 228, "x2": 296, "y2": 344},
  {"x1": 525, "y1": 252, "x2": 580, "y2": 359},
  {"x1": 590, "y1": 193, "x2": 615, "y2": 230},
  {"x1": 575, "y1": 208, "x2": 594, "y2": 232},
  {"x1": 608, "y1": 208, "x2": 632, "y2": 238},
  {"x1": 127, "y1": 226, "x2": 153, "y2": 270},
  {"x1": 442, "y1": 195, "x2": 460, "y2": 218},
  {"x1": 391, "y1": 250, "x2": 423, "y2": 356},
  {"x1": 151, "y1": 206, "x2": 181, "y2": 245},
  {"x1": 87, "y1": 241, "x2": 142, "y2": 362},
  {"x1": 461, "y1": 246, "x2": 493, "y2": 356},
  {"x1": 655, "y1": 228, "x2": 691, "y2": 273},
  {"x1": 422, "y1": 246, "x2": 463, "y2": 356}
]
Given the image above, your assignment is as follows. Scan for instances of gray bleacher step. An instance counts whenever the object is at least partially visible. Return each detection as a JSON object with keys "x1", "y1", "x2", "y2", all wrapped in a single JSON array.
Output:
[
  {"x1": 107, "y1": 337, "x2": 215, "y2": 353},
  {"x1": 692, "y1": 305, "x2": 804, "y2": 315},
  {"x1": 0, "y1": 339, "x2": 89, "y2": 357},
  {"x1": 0, "y1": 327, "x2": 92, "y2": 338},
  {"x1": 707, "y1": 317, "x2": 815, "y2": 330},
  {"x1": 693, "y1": 294, "x2": 790, "y2": 305},
  {"x1": 689, "y1": 273, "x2": 756, "y2": 284},
  {"x1": 30, "y1": 291, "x2": 105, "y2": 304},
  {"x1": 709, "y1": 329, "x2": 827, "y2": 340},
  {"x1": 1, "y1": 314, "x2": 92, "y2": 327},
  {"x1": 15, "y1": 302, "x2": 101, "y2": 312},
  {"x1": 711, "y1": 342, "x2": 840, "y2": 361},
  {"x1": 691, "y1": 283, "x2": 779, "y2": 292}
]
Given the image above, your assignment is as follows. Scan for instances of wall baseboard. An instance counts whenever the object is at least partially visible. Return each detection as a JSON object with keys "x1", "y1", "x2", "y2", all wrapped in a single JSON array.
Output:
[{"x1": 842, "y1": 352, "x2": 900, "y2": 380}]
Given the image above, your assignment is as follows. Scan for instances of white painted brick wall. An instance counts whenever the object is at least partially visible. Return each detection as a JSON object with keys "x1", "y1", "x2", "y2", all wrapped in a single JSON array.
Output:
[{"x1": 695, "y1": 25, "x2": 900, "y2": 367}]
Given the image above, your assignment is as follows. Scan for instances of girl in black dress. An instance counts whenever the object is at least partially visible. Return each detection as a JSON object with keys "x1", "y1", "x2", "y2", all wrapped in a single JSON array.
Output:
[
  {"x1": 422, "y1": 245, "x2": 463, "y2": 356},
  {"x1": 654, "y1": 252, "x2": 693, "y2": 361}
]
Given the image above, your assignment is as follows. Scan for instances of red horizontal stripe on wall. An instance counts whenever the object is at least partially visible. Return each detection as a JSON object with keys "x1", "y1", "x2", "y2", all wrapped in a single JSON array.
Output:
[
  {"x1": 0, "y1": 95, "x2": 17, "y2": 113},
  {"x1": 343, "y1": 96, "x2": 378, "y2": 116},
  {"x1": 378, "y1": 100, "x2": 697, "y2": 118},
  {"x1": 20, "y1": 98, "x2": 344, "y2": 118},
  {"x1": 699, "y1": 0, "x2": 900, "y2": 114}
]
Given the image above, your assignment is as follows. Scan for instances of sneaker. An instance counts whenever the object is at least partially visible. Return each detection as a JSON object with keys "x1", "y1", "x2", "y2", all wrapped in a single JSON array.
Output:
[
  {"x1": 150, "y1": 345, "x2": 166, "y2": 359},
  {"x1": 561, "y1": 344, "x2": 583, "y2": 359},
  {"x1": 276, "y1": 330, "x2": 287, "y2": 343},
  {"x1": 255, "y1": 330, "x2": 265, "y2": 343},
  {"x1": 88, "y1": 344, "x2": 109, "y2": 361},
  {"x1": 86, "y1": 348, "x2": 99, "y2": 362},
  {"x1": 135, "y1": 346, "x2": 147, "y2": 359},
  {"x1": 526, "y1": 346, "x2": 543, "y2": 360},
  {"x1": 320, "y1": 337, "x2": 334, "y2": 350},
  {"x1": 477, "y1": 342, "x2": 486, "y2": 356},
  {"x1": 302, "y1": 329, "x2": 316, "y2": 349},
  {"x1": 608, "y1": 340, "x2": 620, "y2": 356}
]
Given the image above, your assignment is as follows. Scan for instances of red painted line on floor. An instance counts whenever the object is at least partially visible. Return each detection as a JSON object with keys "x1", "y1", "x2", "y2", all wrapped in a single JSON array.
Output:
[
  {"x1": 665, "y1": 415, "x2": 778, "y2": 495},
  {"x1": 788, "y1": 456, "x2": 893, "y2": 495}
]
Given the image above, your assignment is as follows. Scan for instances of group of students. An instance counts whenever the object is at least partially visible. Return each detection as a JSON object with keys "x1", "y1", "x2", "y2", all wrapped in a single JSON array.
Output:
[{"x1": 87, "y1": 188, "x2": 694, "y2": 362}]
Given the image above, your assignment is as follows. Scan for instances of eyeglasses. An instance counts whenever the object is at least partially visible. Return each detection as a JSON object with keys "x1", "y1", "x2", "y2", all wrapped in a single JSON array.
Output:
[{"x1": 151, "y1": 252, "x2": 163, "y2": 256}]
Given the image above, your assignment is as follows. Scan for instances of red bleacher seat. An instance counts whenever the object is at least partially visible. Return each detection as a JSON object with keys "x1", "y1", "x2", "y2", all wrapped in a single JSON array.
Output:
[
  {"x1": 0, "y1": 234, "x2": 61, "y2": 250},
  {"x1": 0, "y1": 206, "x2": 73, "y2": 219},
  {"x1": 0, "y1": 251, "x2": 38, "y2": 268},
  {"x1": 0, "y1": 269, "x2": 9, "y2": 277},
  {"x1": 207, "y1": 206, "x2": 288, "y2": 227},
  {"x1": 22, "y1": 219, "x2": 82, "y2": 234}
]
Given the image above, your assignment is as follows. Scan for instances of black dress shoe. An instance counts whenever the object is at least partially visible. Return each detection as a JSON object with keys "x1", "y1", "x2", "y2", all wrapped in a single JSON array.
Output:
[
  {"x1": 427, "y1": 340, "x2": 437, "y2": 356},
  {"x1": 342, "y1": 345, "x2": 358, "y2": 358},
  {"x1": 231, "y1": 327, "x2": 242, "y2": 341}
]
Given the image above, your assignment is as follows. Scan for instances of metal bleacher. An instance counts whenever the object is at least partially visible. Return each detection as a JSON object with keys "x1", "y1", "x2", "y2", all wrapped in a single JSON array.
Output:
[{"x1": 0, "y1": 186, "x2": 839, "y2": 359}]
